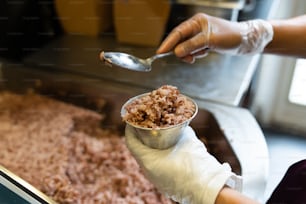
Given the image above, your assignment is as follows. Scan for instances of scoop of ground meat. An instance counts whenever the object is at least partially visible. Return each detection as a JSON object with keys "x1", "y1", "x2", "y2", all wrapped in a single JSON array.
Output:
[{"x1": 122, "y1": 85, "x2": 196, "y2": 128}]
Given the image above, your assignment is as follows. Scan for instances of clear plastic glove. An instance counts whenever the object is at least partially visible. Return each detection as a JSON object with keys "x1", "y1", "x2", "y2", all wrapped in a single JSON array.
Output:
[
  {"x1": 125, "y1": 125, "x2": 242, "y2": 204},
  {"x1": 157, "y1": 13, "x2": 274, "y2": 63}
]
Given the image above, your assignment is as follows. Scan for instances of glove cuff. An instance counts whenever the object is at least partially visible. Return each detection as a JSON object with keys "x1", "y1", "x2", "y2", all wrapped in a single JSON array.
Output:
[
  {"x1": 215, "y1": 19, "x2": 273, "y2": 56},
  {"x1": 202, "y1": 163, "x2": 242, "y2": 204},
  {"x1": 236, "y1": 19, "x2": 274, "y2": 55}
]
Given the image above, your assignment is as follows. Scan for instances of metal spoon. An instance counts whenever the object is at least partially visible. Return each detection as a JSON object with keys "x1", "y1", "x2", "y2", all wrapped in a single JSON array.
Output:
[{"x1": 100, "y1": 51, "x2": 173, "y2": 72}]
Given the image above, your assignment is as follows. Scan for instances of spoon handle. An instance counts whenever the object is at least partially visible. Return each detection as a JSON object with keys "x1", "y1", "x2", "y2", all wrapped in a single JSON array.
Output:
[{"x1": 150, "y1": 51, "x2": 174, "y2": 61}]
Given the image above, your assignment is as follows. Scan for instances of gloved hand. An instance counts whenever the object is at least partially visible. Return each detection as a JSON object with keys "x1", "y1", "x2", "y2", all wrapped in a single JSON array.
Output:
[
  {"x1": 157, "y1": 13, "x2": 274, "y2": 63},
  {"x1": 125, "y1": 125, "x2": 242, "y2": 204}
]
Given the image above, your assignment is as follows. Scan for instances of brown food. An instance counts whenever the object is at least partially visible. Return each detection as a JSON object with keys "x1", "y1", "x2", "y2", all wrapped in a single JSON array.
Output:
[
  {"x1": 0, "y1": 91, "x2": 174, "y2": 204},
  {"x1": 122, "y1": 85, "x2": 196, "y2": 128},
  {"x1": 100, "y1": 51, "x2": 113, "y2": 67}
]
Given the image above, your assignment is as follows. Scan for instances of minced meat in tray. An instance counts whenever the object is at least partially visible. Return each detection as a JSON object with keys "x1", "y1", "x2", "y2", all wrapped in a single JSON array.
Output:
[{"x1": 0, "y1": 91, "x2": 174, "y2": 204}]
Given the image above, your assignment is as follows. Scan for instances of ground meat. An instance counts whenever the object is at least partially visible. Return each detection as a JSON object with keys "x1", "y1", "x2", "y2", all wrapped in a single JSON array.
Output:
[
  {"x1": 0, "y1": 91, "x2": 174, "y2": 204},
  {"x1": 122, "y1": 85, "x2": 196, "y2": 128}
]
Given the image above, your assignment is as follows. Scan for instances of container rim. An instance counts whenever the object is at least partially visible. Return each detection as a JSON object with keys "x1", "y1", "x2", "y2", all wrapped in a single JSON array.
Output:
[{"x1": 121, "y1": 92, "x2": 198, "y2": 130}]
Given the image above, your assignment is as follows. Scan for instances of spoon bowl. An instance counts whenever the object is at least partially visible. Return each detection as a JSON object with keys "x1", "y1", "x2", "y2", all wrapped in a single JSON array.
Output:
[{"x1": 100, "y1": 51, "x2": 173, "y2": 72}]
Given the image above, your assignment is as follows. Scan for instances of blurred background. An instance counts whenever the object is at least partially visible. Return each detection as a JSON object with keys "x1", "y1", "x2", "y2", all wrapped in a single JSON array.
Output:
[{"x1": 0, "y1": 0, "x2": 306, "y2": 202}]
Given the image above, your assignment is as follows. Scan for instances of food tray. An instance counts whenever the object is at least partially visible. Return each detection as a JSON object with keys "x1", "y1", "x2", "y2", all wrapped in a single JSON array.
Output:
[{"x1": 0, "y1": 61, "x2": 269, "y2": 202}]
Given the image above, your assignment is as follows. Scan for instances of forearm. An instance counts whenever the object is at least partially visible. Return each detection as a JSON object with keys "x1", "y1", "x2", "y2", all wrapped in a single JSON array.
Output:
[
  {"x1": 265, "y1": 15, "x2": 306, "y2": 58},
  {"x1": 215, "y1": 187, "x2": 260, "y2": 204}
]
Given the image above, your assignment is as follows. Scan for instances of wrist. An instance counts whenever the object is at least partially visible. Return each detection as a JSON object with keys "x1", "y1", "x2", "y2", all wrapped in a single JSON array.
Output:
[
  {"x1": 216, "y1": 187, "x2": 260, "y2": 204},
  {"x1": 181, "y1": 162, "x2": 242, "y2": 204},
  {"x1": 200, "y1": 168, "x2": 242, "y2": 204}
]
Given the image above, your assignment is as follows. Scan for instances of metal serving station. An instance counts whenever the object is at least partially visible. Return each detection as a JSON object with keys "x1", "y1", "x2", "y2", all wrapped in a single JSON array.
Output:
[{"x1": 0, "y1": 0, "x2": 277, "y2": 202}]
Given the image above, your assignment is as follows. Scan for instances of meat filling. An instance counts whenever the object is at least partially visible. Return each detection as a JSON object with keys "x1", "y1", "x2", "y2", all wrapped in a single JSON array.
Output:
[
  {"x1": 122, "y1": 85, "x2": 196, "y2": 128},
  {"x1": 0, "y1": 91, "x2": 174, "y2": 204}
]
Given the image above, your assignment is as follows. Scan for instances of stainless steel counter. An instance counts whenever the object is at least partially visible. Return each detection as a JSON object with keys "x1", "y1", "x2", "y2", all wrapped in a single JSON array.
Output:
[
  {"x1": 0, "y1": 62, "x2": 269, "y2": 202},
  {"x1": 23, "y1": 35, "x2": 260, "y2": 106}
]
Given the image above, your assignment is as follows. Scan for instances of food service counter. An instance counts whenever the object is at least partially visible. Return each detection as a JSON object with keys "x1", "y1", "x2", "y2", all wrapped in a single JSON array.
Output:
[
  {"x1": 23, "y1": 35, "x2": 261, "y2": 107},
  {"x1": 0, "y1": 61, "x2": 268, "y2": 202}
]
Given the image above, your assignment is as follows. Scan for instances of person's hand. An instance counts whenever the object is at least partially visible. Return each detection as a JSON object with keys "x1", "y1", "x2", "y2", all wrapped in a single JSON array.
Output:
[
  {"x1": 125, "y1": 125, "x2": 242, "y2": 204},
  {"x1": 157, "y1": 13, "x2": 273, "y2": 63}
]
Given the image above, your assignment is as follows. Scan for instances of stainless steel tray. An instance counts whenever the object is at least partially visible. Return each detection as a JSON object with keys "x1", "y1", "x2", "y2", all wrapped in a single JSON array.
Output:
[{"x1": 0, "y1": 60, "x2": 269, "y2": 202}]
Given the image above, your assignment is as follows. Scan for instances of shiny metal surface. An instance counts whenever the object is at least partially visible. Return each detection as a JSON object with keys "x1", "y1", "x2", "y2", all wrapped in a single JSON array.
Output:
[
  {"x1": 121, "y1": 93, "x2": 198, "y2": 149},
  {"x1": 0, "y1": 1, "x2": 275, "y2": 201},
  {"x1": 0, "y1": 165, "x2": 57, "y2": 204},
  {"x1": 0, "y1": 62, "x2": 268, "y2": 201},
  {"x1": 22, "y1": 35, "x2": 260, "y2": 106},
  {"x1": 176, "y1": 0, "x2": 245, "y2": 9},
  {"x1": 101, "y1": 51, "x2": 173, "y2": 72}
]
